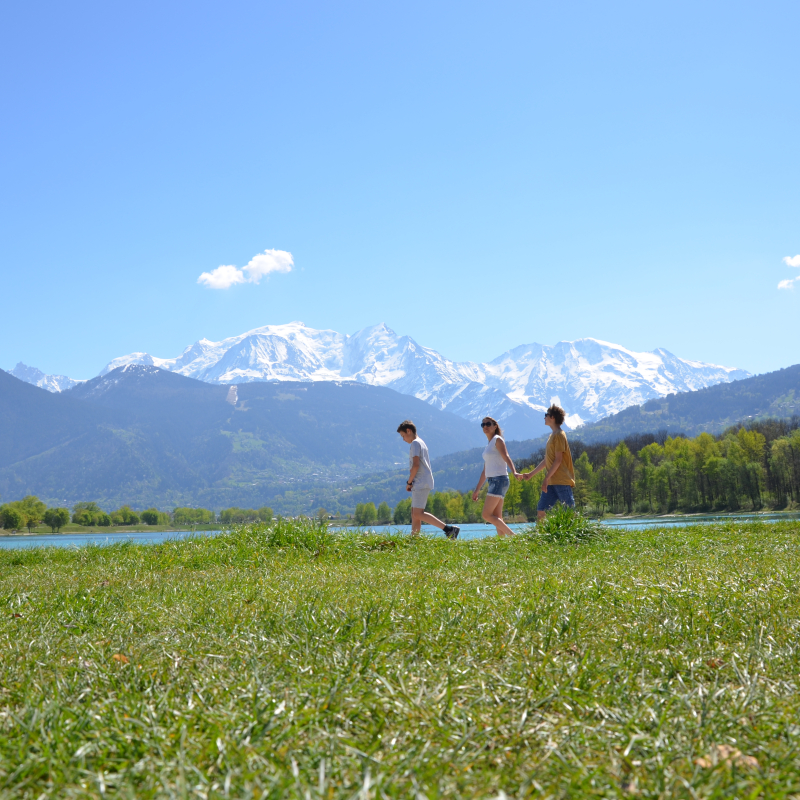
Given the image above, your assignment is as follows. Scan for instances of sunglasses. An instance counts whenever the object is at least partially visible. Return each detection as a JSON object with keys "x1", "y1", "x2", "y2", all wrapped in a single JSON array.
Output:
[{"x1": 481, "y1": 421, "x2": 494, "y2": 428}]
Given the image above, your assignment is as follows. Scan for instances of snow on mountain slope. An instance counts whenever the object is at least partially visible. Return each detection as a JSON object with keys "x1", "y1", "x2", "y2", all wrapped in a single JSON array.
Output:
[
  {"x1": 93, "y1": 322, "x2": 749, "y2": 436},
  {"x1": 9, "y1": 363, "x2": 85, "y2": 392}
]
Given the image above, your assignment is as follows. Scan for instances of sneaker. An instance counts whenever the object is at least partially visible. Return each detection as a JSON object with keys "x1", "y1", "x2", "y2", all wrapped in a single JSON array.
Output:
[{"x1": 444, "y1": 525, "x2": 460, "y2": 540}]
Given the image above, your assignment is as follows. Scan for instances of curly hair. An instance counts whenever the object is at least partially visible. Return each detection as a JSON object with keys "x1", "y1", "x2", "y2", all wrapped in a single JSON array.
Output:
[{"x1": 546, "y1": 404, "x2": 566, "y2": 426}]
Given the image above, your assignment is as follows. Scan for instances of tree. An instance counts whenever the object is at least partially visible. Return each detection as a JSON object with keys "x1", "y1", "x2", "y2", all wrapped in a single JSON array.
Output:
[
  {"x1": 588, "y1": 492, "x2": 607, "y2": 516},
  {"x1": 18, "y1": 495, "x2": 46, "y2": 532},
  {"x1": 519, "y1": 469, "x2": 543, "y2": 520},
  {"x1": 393, "y1": 499, "x2": 412, "y2": 524},
  {"x1": 1, "y1": 507, "x2": 23, "y2": 530},
  {"x1": 607, "y1": 442, "x2": 636, "y2": 513},
  {"x1": 354, "y1": 503, "x2": 377, "y2": 525},
  {"x1": 72, "y1": 501, "x2": 103, "y2": 526},
  {"x1": 376, "y1": 502, "x2": 392, "y2": 523},
  {"x1": 173, "y1": 507, "x2": 215, "y2": 525},
  {"x1": 111, "y1": 506, "x2": 140, "y2": 525},
  {"x1": 504, "y1": 476, "x2": 522, "y2": 518},
  {"x1": 141, "y1": 508, "x2": 160, "y2": 525},
  {"x1": 431, "y1": 493, "x2": 448, "y2": 521},
  {"x1": 43, "y1": 508, "x2": 70, "y2": 532},
  {"x1": 445, "y1": 494, "x2": 464, "y2": 522},
  {"x1": 573, "y1": 452, "x2": 593, "y2": 509},
  {"x1": 258, "y1": 507, "x2": 274, "y2": 523}
]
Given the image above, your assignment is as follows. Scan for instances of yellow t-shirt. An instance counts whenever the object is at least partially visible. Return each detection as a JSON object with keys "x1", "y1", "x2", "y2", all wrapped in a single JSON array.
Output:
[{"x1": 545, "y1": 430, "x2": 575, "y2": 487}]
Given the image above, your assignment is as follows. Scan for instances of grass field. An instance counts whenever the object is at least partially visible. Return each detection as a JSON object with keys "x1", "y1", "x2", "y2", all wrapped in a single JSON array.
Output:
[{"x1": 2, "y1": 519, "x2": 800, "y2": 798}]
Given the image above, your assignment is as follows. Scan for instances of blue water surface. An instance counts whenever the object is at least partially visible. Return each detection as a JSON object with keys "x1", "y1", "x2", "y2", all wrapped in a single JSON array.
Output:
[{"x1": 2, "y1": 511, "x2": 798, "y2": 551}]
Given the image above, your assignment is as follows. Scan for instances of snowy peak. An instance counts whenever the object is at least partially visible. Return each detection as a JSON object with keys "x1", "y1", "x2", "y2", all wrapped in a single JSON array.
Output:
[
  {"x1": 14, "y1": 325, "x2": 750, "y2": 439},
  {"x1": 9, "y1": 362, "x2": 85, "y2": 392},
  {"x1": 91, "y1": 325, "x2": 750, "y2": 437}
]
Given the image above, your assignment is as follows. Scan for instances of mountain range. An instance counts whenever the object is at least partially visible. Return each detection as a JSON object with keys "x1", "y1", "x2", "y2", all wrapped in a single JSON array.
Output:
[
  {"x1": 0, "y1": 364, "x2": 479, "y2": 511},
  {"x1": 1, "y1": 358, "x2": 797, "y2": 514},
  {"x1": 10, "y1": 322, "x2": 750, "y2": 438},
  {"x1": 314, "y1": 362, "x2": 800, "y2": 506}
]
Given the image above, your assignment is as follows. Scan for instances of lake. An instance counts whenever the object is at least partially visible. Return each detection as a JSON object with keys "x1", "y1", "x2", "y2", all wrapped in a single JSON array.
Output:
[{"x1": 1, "y1": 511, "x2": 799, "y2": 550}]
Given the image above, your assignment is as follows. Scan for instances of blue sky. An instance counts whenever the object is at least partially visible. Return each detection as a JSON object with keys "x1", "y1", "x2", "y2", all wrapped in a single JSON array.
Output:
[{"x1": 1, "y1": 0, "x2": 798, "y2": 379}]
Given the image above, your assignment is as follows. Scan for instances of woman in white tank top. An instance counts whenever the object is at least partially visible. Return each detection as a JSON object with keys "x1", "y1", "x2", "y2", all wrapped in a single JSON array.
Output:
[{"x1": 472, "y1": 416, "x2": 522, "y2": 537}]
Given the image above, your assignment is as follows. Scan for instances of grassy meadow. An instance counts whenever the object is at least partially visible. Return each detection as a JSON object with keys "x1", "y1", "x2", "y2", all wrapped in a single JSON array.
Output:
[{"x1": 2, "y1": 519, "x2": 800, "y2": 798}]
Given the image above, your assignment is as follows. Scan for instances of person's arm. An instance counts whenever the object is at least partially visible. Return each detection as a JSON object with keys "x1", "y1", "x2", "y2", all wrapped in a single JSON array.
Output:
[
  {"x1": 472, "y1": 467, "x2": 486, "y2": 501},
  {"x1": 495, "y1": 438, "x2": 521, "y2": 479},
  {"x1": 406, "y1": 456, "x2": 420, "y2": 492},
  {"x1": 541, "y1": 452, "x2": 563, "y2": 492},
  {"x1": 522, "y1": 459, "x2": 547, "y2": 480}
]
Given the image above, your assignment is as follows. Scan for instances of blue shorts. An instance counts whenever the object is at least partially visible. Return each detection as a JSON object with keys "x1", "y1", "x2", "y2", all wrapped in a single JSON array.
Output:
[
  {"x1": 486, "y1": 475, "x2": 510, "y2": 498},
  {"x1": 537, "y1": 485, "x2": 575, "y2": 511}
]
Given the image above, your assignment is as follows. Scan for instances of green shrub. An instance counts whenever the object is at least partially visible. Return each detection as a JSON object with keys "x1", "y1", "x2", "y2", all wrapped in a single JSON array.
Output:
[
  {"x1": 524, "y1": 503, "x2": 607, "y2": 544},
  {"x1": 229, "y1": 516, "x2": 332, "y2": 553}
]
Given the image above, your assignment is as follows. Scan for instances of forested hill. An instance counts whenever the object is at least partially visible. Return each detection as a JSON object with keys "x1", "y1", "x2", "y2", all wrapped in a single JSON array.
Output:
[
  {"x1": 350, "y1": 361, "x2": 800, "y2": 498},
  {"x1": 0, "y1": 365, "x2": 479, "y2": 510},
  {"x1": 574, "y1": 362, "x2": 800, "y2": 443}
]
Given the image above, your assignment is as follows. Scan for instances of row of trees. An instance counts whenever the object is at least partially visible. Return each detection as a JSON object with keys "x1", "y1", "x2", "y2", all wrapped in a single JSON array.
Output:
[
  {"x1": 0, "y1": 498, "x2": 275, "y2": 532},
  {"x1": 544, "y1": 418, "x2": 800, "y2": 514},
  {"x1": 355, "y1": 418, "x2": 800, "y2": 522},
  {"x1": 0, "y1": 496, "x2": 71, "y2": 532}
]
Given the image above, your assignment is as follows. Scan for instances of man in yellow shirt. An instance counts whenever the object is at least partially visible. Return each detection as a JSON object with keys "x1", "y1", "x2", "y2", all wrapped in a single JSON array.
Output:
[{"x1": 522, "y1": 404, "x2": 575, "y2": 521}]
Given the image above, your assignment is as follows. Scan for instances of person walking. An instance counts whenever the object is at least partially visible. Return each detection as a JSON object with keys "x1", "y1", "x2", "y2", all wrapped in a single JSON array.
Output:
[
  {"x1": 397, "y1": 420, "x2": 460, "y2": 539},
  {"x1": 522, "y1": 404, "x2": 575, "y2": 519},
  {"x1": 472, "y1": 416, "x2": 521, "y2": 537}
]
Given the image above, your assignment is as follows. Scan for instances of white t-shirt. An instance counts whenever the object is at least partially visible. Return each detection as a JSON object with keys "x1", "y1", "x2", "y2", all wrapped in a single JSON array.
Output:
[
  {"x1": 409, "y1": 437, "x2": 434, "y2": 489},
  {"x1": 483, "y1": 435, "x2": 508, "y2": 478}
]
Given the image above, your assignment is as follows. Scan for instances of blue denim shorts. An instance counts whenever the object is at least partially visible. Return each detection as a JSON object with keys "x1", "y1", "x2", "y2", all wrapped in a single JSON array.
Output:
[
  {"x1": 486, "y1": 475, "x2": 510, "y2": 498},
  {"x1": 537, "y1": 484, "x2": 575, "y2": 511}
]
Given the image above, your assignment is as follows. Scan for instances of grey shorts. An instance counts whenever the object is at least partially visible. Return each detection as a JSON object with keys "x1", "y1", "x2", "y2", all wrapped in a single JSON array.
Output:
[{"x1": 411, "y1": 487, "x2": 431, "y2": 509}]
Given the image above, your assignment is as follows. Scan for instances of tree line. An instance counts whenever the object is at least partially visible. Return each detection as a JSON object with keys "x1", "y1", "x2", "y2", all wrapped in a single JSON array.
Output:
[
  {"x1": 542, "y1": 417, "x2": 800, "y2": 514},
  {"x1": 0, "y1": 498, "x2": 274, "y2": 533},
  {"x1": 352, "y1": 417, "x2": 800, "y2": 523}
]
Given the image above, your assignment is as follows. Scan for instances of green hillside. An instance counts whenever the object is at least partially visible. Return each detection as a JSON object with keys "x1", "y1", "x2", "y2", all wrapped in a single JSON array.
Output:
[
  {"x1": 0, "y1": 366, "x2": 480, "y2": 511},
  {"x1": 291, "y1": 362, "x2": 800, "y2": 513}
]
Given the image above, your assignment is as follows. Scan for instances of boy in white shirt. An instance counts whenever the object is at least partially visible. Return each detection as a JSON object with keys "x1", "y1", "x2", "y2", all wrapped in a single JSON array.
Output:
[{"x1": 397, "y1": 420, "x2": 459, "y2": 538}]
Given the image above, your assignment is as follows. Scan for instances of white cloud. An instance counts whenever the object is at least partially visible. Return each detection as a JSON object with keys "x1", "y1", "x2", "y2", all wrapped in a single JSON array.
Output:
[
  {"x1": 197, "y1": 264, "x2": 247, "y2": 289},
  {"x1": 197, "y1": 249, "x2": 294, "y2": 290},
  {"x1": 778, "y1": 277, "x2": 798, "y2": 290},
  {"x1": 783, "y1": 255, "x2": 800, "y2": 268},
  {"x1": 242, "y1": 249, "x2": 294, "y2": 283}
]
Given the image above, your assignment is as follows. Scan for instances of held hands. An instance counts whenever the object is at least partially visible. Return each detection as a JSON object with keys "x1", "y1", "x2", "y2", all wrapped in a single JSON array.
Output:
[{"x1": 512, "y1": 471, "x2": 523, "y2": 480}]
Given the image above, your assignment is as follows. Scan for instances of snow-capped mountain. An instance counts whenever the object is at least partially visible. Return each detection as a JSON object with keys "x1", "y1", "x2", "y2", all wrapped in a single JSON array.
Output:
[
  {"x1": 9, "y1": 362, "x2": 85, "y2": 393},
  {"x1": 95, "y1": 322, "x2": 749, "y2": 436},
  {"x1": 11, "y1": 323, "x2": 749, "y2": 438}
]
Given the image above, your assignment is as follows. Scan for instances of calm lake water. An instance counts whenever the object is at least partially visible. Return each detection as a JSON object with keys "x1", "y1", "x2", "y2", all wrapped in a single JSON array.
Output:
[{"x1": 1, "y1": 511, "x2": 799, "y2": 550}]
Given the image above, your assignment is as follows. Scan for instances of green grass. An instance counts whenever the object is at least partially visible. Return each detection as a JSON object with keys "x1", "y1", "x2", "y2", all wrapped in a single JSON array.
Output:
[{"x1": 2, "y1": 519, "x2": 800, "y2": 798}]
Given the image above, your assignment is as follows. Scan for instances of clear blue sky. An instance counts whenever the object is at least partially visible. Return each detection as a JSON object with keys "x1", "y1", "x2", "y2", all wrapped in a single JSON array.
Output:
[{"x1": 2, "y1": 0, "x2": 798, "y2": 379}]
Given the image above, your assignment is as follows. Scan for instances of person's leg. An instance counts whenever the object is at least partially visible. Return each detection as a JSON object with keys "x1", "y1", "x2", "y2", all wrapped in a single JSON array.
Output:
[
  {"x1": 410, "y1": 505, "x2": 424, "y2": 536},
  {"x1": 537, "y1": 485, "x2": 558, "y2": 522},
  {"x1": 411, "y1": 505, "x2": 447, "y2": 533},
  {"x1": 482, "y1": 494, "x2": 515, "y2": 537},
  {"x1": 410, "y1": 488, "x2": 447, "y2": 536},
  {"x1": 552, "y1": 485, "x2": 575, "y2": 508}
]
